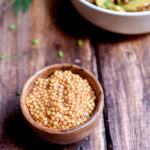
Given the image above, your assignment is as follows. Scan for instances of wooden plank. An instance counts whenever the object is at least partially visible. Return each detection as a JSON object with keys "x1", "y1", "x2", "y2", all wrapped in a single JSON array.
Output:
[
  {"x1": 0, "y1": 0, "x2": 106, "y2": 149},
  {"x1": 96, "y1": 32, "x2": 150, "y2": 150}
]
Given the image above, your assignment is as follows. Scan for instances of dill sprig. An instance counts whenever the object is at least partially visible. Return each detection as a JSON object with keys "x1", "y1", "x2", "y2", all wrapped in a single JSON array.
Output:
[{"x1": 12, "y1": 0, "x2": 32, "y2": 16}]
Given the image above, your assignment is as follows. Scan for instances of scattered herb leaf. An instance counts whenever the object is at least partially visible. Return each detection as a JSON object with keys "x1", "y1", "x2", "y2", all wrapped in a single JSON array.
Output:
[
  {"x1": 12, "y1": 0, "x2": 32, "y2": 16},
  {"x1": 9, "y1": 24, "x2": 16, "y2": 31},
  {"x1": 13, "y1": 53, "x2": 22, "y2": 60},
  {"x1": 77, "y1": 40, "x2": 83, "y2": 47},
  {"x1": 53, "y1": 18, "x2": 57, "y2": 24},
  {"x1": 58, "y1": 51, "x2": 64, "y2": 58},
  {"x1": 16, "y1": 90, "x2": 21, "y2": 96},
  {"x1": 32, "y1": 39, "x2": 40, "y2": 45},
  {"x1": 0, "y1": 54, "x2": 6, "y2": 60}
]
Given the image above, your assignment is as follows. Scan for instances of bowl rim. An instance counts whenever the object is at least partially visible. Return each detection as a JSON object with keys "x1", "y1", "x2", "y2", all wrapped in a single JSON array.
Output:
[
  {"x1": 20, "y1": 64, "x2": 104, "y2": 135},
  {"x1": 78, "y1": 0, "x2": 150, "y2": 16}
]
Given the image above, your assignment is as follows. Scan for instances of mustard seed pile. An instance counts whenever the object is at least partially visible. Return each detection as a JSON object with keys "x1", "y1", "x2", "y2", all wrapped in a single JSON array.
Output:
[{"x1": 26, "y1": 70, "x2": 96, "y2": 130}]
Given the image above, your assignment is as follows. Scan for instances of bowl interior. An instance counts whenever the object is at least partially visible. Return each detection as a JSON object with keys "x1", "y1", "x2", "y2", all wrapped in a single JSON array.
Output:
[{"x1": 20, "y1": 64, "x2": 104, "y2": 134}]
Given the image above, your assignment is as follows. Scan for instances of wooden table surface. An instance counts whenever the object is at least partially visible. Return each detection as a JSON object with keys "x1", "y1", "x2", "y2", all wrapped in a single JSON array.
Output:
[{"x1": 0, "y1": 0, "x2": 150, "y2": 150}]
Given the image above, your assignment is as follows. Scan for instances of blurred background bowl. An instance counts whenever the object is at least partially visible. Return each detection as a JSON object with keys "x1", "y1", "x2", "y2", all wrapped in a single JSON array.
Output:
[{"x1": 71, "y1": 0, "x2": 150, "y2": 34}]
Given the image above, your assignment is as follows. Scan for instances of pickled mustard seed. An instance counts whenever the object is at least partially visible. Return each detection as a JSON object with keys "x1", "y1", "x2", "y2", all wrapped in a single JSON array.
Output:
[
  {"x1": 32, "y1": 39, "x2": 40, "y2": 45},
  {"x1": 58, "y1": 51, "x2": 64, "y2": 58},
  {"x1": 26, "y1": 70, "x2": 96, "y2": 130},
  {"x1": 9, "y1": 24, "x2": 16, "y2": 31},
  {"x1": 77, "y1": 40, "x2": 83, "y2": 47},
  {"x1": 0, "y1": 54, "x2": 6, "y2": 60},
  {"x1": 16, "y1": 91, "x2": 21, "y2": 96}
]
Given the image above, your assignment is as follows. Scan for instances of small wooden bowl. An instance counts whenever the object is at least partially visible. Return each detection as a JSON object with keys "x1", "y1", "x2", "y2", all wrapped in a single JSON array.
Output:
[{"x1": 20, "y1": 64, "x2": 104, "y2": 145}]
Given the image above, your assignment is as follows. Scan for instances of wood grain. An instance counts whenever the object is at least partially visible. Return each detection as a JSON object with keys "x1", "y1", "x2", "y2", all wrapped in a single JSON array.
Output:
[
  {"x1": 96, "y1": 32, "x2": 150, "y2": 150},
  {"x1": 1, "y1": 0, "x2": 150, "y2": 149},
  {"x1": 0, "y1": 0, "x2": 106, "y2": 149}
]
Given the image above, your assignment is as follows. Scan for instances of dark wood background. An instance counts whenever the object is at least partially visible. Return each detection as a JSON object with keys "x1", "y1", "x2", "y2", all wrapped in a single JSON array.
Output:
[{"x1": 0, "y1": 0, "x2": 150, "y2": 150}]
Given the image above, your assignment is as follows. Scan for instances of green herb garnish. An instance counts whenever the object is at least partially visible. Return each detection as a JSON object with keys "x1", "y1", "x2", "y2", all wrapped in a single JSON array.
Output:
[
  {"x1": 13, "y1": 53, "x2": 22, "y2": 60},
  {"x1": 12, "y1": 0, "x2": 32, "y2": 16},
  {"x1": 104, "y1": 0, "x2": 111, "y2": 7},
  {"x1": 0, "y1": 54, "x2": 6, "y2": 60},
  {"x1": 32, "y1": 39, "x2": 40, "y2": 45},
  {"x1": 58, "y1": 51, "x2": 64, "y2": 58},
  {"x1": 16, "y1": 90, "x2": 21, "y2": 96},
  {"x1": 77, "y1": 40, "x2": 83, "y2": 48},
  {"x1": 9, "y1": 24, "x2": 16, "y2": 31}
]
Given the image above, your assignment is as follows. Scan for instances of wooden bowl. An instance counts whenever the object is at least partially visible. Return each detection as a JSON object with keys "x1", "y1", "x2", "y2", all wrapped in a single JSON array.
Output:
[{"x1": 20, "y1": 64, "x2": 104, "y2": 145}]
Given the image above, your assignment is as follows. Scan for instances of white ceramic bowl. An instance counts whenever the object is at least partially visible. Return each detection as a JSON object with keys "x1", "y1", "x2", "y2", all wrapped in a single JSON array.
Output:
[{"x1": 71, "y1": 0, "x2": 150, "y2": 34}]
